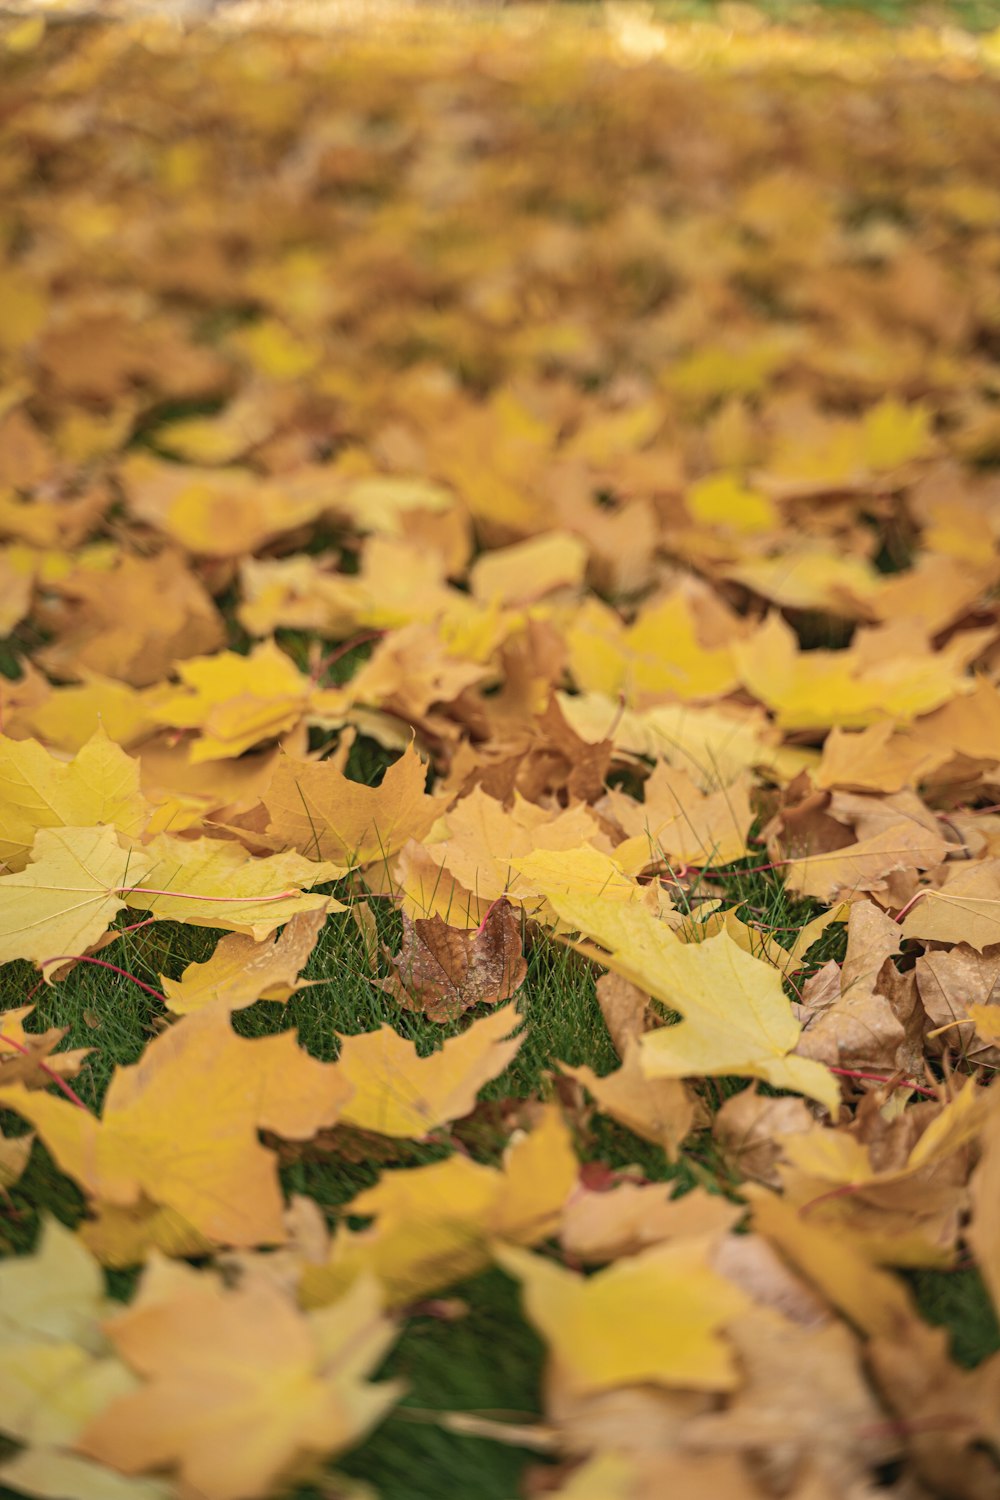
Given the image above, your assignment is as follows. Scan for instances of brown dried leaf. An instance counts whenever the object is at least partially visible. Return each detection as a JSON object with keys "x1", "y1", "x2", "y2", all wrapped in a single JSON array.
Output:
[
  {"x1": 713, "y1": 1088, "x2": 816, "y2": 1188},
  {"x1": 917, "y1": 943, "x2": 1000, "y2": 1064},
  {"x1": 384, "y1": 897, "x2": 527, "y2": 1022}
]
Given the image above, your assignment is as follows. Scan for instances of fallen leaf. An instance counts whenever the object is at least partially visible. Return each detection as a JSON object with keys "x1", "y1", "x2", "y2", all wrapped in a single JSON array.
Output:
[
  {"x1": 160, "y1": 909, "x2": 326, "y2": 1016},
  {"x1": 150, "y1": 639, "x2": 323, "y2": 763},
  {"x1": 3, "y1": 1013, "x2": 351, "y2": 1248},
  {"x1": 262, "y1": 741, "x2": 442, "y2": 868},
  {"x1": 77, "y1": 1263, "x2": 400, "y2": 1500},
  {"x1": 301, "y1": 1105, "x2": 578, "y2": 1306},
  {"x1": 0, "y1": 1219, "x2": 135, "y2": 1466},
  {"x1": 0, "y1": 1006, "x2": 92, "y2": 1090},
  {"x1": 124, "y1": 833, "x2": 341, "y2": 938},
  {"x1": 336, "y1": 1002, "x2": 523, "y2": 1138},
  {"x1": 776, "y1": 1082, "x2": 988, "y2": 1265},
  {"x1": 683, "y1": 1306, "x2": 895, "y2": 1494},
  {"x1": 560, "y1": 1184, "x2": 741, "y2": 1264},
  {"x1": 0, "y1": 730, "x2": 147, "y2": 875},
  {"x1": 968, "y1": 1086, "x2": 1000, "y2": 1320},
  {"x1": 917, "y1": 943, "x2": 1000, "y2": 1064},
  {"x1": 604, "y1": 763, "x2": 754, "y2": 873},
  {"x1": 0, "y1": 826, "x2": 152, "y2": 972},
  {"x1": 901, "y1": 861, "x2": 1000, "y2": 950},
  {"x1": 537, "y1": 888, "x2": 839, "y2": 1111},
  {"x1": 496, "y1": 1239, "x2": 749, "y2": 1395},
  {"x1": 0, "y1": 1127, "x2": 32, "y2": 1188},
  {"x1": 713, "y1": 1089, "x2": 816, "y2": 1189},
  {"x1": 558, "y1": 1045, "x2": 694, "y2": 1159},
  {"x1": 383, "y1": 898, "x2": 527, "y2": 1022}
]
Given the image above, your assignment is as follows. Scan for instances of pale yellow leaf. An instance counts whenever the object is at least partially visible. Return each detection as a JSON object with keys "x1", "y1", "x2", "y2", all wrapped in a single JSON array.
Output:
[{"x1": 336, "y1": 1003, "x2": 523, "y2": 1138}]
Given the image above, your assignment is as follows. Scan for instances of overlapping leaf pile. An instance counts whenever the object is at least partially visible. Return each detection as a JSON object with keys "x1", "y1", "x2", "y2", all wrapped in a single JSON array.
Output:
[{"x1": 3, "y1": 9, "x2": 1000, "y2": 1499}]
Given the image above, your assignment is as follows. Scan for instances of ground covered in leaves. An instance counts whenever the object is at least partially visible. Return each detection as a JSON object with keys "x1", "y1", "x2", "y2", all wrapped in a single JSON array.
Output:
[{"x1": 3, "y1": 8, "x2": 1000, "y2": 1500}]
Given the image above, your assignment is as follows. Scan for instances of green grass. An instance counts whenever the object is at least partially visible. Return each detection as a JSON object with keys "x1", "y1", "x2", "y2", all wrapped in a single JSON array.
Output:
[{"x1": 340, "y1": 1269, "x2": 550, "y2": 1500}]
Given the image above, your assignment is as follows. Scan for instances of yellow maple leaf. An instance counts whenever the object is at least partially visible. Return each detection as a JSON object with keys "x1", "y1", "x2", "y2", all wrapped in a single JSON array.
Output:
[
  {"x1": 734, "y1": 614, "x2": 978, "y2": 731},
  {"x1": 0, "y1": 825, "x2": 152, "y2": 971},
  {"x1": 303, "y1": 1156, "x2": 501, "y2": 1309},
  {"x1": 160, "y1": 909, "x2": 326, "y2": 1016},
  {"x1": 6, "y1": 674, "x2": 166, "y2": 755},
  {"x1": 80, "y1": 1200, "x2": 214, "y2": 1270},
  {"x1": 781, "y1": 819, "x2": 948, "y2": 904},
  {"x1": 336, "y1": 1002, "x2": 523, "y2": 1138},
  {"x1": 0, "y1": 729, "x2": 148, "y2": 874},
  {"x1": 35, "y1": 550, "x2": 225, "y2": 689},
  {"x1": 125, "y1": 833, "x2": 341, "y2": 938},
  {"x1": 900, "y1": 862, "x2": 1000, "y2": 951},
  {"x1": 334, "y1": 474, "x2": 455, "y2": 534},
  {"x1": 0, "y1": 1217, "x2": 106, "y2": 1347},
  {"x1": 815, "y1": 722, "x2": 950, "y2": 794},
  {"x1": 967, "y1": 1005, "x2": 1000, "y2": 1043},
  {"x1": 123, "y1": 456, "x2": 331, "y2": 558},
  {"x1": 425, "y1": 787, "x2": 604, "y2": 909},
  {"x1": 684, "y1": 472, "x2": 778, "y2": 534},
  {"x1": 0, "y1": 1127, "x2": 32, "y2": 1189},
  {"x1": 150, "y1": 639, "x2": 323, "y2": 763},
  {"x1": 557, "y1": 690, "x2": 813, "y2": 790},
  {"x1": 536, "y1": 888, "x2": 839, "y2": 1112},
  {"x1": 755, "y1": 397, "x2": 932, "y2": 499},
  {"x1": 3, "y1": 1013, "x2": 351, "y2": 1247},
  {"x1": 302, "y1": 1106, "x2": 578, "y2": 1308},
  {"x1": 566, "y1": 592, "x2": 741, "y2": 705},
  {"x1": 724, "y1": 547, "x2": 881, "y2": 617},
  {"x1": 496, "y1": 1239, "x2": 748, "y2": 1394},
  {"x1": 560, "y1": 1183, "x2": 741, "y2": 1265},
  {"x1": 0, "y1": 543, "x2": 36, "y2": 637},
  {"x1": 0, "y1": 1004, "x2": 92, "y2": 1090},
  {"x1": 606, "y1": 763, "x2": 754, "y2": 873},
  {"x1": 558, "y1": 1047, "x2": 694, "y2": 1160},
  {"x1": 969, "y1": 1087, "x2": 1000, "y2": 1320},
  {"x1": 0, "y1": 1450, "x2": 172, "y2": 1500},
  {"x1": 469, "y1": 531, "x2": 588, "y2": 606},
  {"x1": 261, "y1": 741, "x2": 442, "y2": 868},
  {"x1": 777, "y1": 1082, "x2": 989, "y2": 1266},
  {"x1": 77, "y1": 1264, "x2": 400, "y2": 1500},
  {"x1": 748, "y1": 1189, "x2": 917, "y2": 1339},
  {"x1": 0, "y1": 1219, "x2": 135, "y2": 1456},
  {"x1": 508, "y1": 846, "x2": 653, "y2": 925}
]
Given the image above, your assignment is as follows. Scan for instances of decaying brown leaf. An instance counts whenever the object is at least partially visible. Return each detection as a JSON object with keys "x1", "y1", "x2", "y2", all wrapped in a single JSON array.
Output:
[{"x1": 383, "y1": 898, "x2": 527, "y2": 1022}]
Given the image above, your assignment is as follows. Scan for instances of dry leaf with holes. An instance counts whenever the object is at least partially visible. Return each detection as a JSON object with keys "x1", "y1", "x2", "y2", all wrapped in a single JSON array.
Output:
[{"x1": 383, "y1": 898, "x2": 527, "y2": 1022}]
